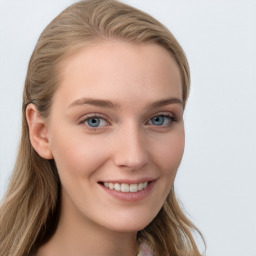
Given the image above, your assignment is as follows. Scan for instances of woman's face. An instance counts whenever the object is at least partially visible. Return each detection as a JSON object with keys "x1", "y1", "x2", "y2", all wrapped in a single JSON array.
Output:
[{"x1": 46, "y1": 41, "x2": 184, "y2": 232}]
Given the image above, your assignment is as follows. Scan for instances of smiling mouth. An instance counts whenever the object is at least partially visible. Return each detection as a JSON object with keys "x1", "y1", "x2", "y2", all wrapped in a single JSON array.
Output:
[{"x1": 99, "y1": 182, "x2": 149, "y2": 193}]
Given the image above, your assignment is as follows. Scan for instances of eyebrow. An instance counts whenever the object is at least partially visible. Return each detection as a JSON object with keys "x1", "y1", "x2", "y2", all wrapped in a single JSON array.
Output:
[
  {"x1": 68, "y1": 97, "x2": 184, "y2": 109},
  {"x1": 68, "y1": 98, "x2": 120, "y2": 109},
  {"x1": 148, "y1": 98, "x2": 184, "y2": 109}
]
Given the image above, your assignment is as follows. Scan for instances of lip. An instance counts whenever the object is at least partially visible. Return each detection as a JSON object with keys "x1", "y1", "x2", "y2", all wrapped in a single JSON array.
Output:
[{"x1": 98, "y1": 179, "x2": 156, "y2": 202}]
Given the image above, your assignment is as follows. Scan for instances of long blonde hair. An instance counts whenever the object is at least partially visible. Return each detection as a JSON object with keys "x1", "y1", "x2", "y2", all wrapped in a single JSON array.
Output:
[{"x1": 0, "y1": 1, "x2": 204, "y2": 255}]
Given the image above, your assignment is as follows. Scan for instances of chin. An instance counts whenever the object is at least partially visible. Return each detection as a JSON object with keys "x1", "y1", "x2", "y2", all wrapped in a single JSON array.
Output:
[{"x1": 99, "y1": 210, "x2": 160, "y2": 233}]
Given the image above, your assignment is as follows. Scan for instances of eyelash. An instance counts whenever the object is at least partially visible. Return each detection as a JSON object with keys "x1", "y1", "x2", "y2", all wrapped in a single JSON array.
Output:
[
  {"x1": 146, "y1": 113, "x2": 176, "y2": 127},
  {"x1": 79, "y1": 113, "x2": 110, "y2": 130},
  {"x1": 79, "y1": 112, "x2": 177, "y2": 130}
]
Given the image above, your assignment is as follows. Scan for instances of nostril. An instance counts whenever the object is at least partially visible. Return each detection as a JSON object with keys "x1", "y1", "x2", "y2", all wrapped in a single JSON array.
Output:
[{"x1": 113, "y1": 150, "x2": 149, "y2": 170}]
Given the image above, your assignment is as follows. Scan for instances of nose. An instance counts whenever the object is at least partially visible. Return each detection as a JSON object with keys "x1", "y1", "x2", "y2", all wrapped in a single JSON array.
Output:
[{"x1": 113, "y1": 124, "x2": 149, "y2": 170}]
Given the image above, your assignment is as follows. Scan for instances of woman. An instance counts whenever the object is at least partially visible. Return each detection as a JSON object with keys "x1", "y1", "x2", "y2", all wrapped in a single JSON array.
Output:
[{"x1": 0, "y1": 0, "x2": 204, "y2": 255}]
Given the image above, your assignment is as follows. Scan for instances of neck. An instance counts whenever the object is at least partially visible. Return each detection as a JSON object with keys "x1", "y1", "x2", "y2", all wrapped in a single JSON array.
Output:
[{"x1": 36, "y1": 193, "x2": 138, "y2": 256}]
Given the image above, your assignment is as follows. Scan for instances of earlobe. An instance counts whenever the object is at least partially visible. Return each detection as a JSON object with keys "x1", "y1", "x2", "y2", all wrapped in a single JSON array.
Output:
[{"x1": 26, "y1": 104, "x2": 53, "y2": 159}]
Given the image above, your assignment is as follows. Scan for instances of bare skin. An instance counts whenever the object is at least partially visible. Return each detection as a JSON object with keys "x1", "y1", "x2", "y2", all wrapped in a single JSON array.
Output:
[{"x1": 27, "y1": 41, "x2": 184, "y2": 256}]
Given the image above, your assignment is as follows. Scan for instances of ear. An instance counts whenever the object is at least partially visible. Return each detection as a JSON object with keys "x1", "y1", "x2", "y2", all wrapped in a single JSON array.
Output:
[{"x1": 26, "y1": 104, "x2": 53, "y2": 159}]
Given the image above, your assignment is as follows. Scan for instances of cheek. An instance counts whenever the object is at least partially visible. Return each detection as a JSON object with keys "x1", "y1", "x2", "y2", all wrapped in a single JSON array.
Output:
[
  {"x1": 152, "y1": 130, "x2": 185, "y2": 176},
  {"x1": 151, "y1": 130, "x2": 185, "y2": 203},
  {"x1": 50, "y1": 131, "x2": 110, "y2": 178}
]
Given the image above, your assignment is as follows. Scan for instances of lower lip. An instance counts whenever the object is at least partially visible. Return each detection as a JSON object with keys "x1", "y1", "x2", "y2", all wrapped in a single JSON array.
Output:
[{"x1": 99, "y1": 181, "x2": 155, "y2": 202}]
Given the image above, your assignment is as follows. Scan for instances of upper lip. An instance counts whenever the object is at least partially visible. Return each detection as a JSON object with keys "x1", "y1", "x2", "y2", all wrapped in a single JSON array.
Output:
[{"x1": 98, "y1": 178, "x2": 157, "y2": 185}]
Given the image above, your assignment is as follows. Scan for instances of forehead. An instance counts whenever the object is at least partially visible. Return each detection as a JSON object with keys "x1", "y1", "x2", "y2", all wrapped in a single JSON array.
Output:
[{"x1": 55, "y1": 41, "x2": 182, "y2": 107}]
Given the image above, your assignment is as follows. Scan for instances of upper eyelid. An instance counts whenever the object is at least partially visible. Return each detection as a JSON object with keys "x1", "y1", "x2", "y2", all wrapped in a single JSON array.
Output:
[
  {"x1": 146, "y1": 112, "x2": 174, "y2": 121},
  {"x1": 147, "y1": 114, "x2": 174, "y2": 125},
  {"x1": 79, "y1": 113, "x2": 109, "y2": 122}
]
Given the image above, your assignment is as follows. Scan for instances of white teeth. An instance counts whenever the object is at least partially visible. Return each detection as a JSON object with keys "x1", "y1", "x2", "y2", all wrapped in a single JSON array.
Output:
[
  {"x1": 121, "y1": 183, "x2": 129, "y2": 192},
  {"x1": 114, "y1": 183, "x2": 121, "y2": 191},
  {"x1": 129, "y1": 184, "x2": 137, "y2": 192},
  {"x1": 103, "y1": 182, "x2": 148, "y2": 192}
]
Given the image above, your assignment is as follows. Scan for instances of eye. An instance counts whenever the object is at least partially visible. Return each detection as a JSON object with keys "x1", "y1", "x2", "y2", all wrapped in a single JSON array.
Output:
[
  {"x1": 83, "y1": 116, "x2": 109, "y2": 128},
  {"x1": 148, "y1": 114, "x2": 174, "y2": 126}
]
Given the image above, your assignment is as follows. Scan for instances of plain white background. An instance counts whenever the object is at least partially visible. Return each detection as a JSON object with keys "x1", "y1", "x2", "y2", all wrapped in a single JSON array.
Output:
[{"x1": 0, "y1": 1, "x2": 255, "y2": 255}]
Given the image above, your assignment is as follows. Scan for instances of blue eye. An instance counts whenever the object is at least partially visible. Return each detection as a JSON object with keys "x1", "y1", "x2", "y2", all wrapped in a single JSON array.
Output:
[
  {"x1": 149, "y1": 115, "x2": 173, "y2": 126},
  {"x1": 84, "y1": 117, "x2": 108, "y2": 128}
]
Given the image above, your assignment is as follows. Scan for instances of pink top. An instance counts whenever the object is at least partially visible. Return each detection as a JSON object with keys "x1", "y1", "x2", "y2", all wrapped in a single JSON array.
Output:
[{"x1": 138, "y1": 243, "x2": 153, "y2": 256}]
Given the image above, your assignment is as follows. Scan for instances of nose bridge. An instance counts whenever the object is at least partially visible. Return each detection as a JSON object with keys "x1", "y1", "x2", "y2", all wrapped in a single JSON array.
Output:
[{"x1": 113, "y1": 121, "x2": 149, "y2": 170}]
